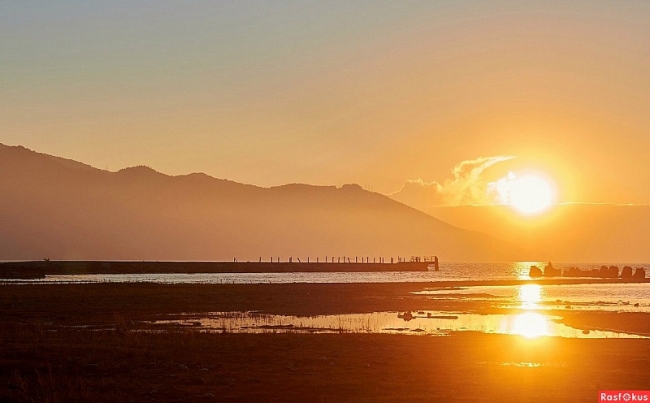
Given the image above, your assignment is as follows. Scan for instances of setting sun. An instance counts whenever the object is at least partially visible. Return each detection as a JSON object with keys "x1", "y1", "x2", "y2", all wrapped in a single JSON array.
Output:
[{"x1": 494, "y1": 172, "x2": 556, "y2": 215}]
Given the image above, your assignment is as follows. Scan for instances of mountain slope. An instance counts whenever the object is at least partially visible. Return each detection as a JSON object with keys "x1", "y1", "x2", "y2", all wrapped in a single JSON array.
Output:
[{"x1": 0, "y1": 144, "x2": 523, "y2": 262}]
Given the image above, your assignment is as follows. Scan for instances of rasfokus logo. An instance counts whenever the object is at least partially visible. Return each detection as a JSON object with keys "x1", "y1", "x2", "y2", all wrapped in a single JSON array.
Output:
[{"x1": 600, "y1": 391, "x2": 650, "y2": 402}]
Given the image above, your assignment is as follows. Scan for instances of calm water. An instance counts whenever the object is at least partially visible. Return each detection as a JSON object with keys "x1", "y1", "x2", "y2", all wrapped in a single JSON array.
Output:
[
  {"x1": 6, "y1": 262, "x2": 649, "y2": 339},
  {"x1": 152, "y1": 310, "x2": 646, "y2": 339},
  {"x1": 417, "y1": 283, "x2": 650, "y2": 312},
  {"x1": 148, "y1": 278, "x2": 650, "y2": 339},
  {"x1": 5, "y1": 262, "x2": 649, "y2": 315},
  {"x1": 5, "y1": 262, "x2": 649, "y2": 284}
]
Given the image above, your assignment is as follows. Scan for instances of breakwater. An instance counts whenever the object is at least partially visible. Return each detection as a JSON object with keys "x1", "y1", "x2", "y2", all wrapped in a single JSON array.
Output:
[{"x1": 0, "y1": 260, "x2": 432, "y2": 279}]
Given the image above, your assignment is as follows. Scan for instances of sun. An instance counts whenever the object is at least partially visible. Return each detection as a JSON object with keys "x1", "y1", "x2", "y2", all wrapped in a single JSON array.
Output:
[{"x1": 493, "y1": 172, "x2": 556, "y2": 215}]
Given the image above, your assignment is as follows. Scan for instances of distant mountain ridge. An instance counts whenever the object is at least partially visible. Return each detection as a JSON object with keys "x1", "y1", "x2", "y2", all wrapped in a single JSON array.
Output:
[{"x1": 0, "y1": 143, "x2": 524, "y2": 262}]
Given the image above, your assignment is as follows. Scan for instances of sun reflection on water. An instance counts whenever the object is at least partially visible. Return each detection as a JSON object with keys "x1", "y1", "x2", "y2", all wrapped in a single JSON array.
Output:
[
  {"x1": 153, "y1": 310, "x2": 645, "y2": 339},
  {"x1": 518, "y1": 284, "x2": 542, "y2": 309},
  {"x1": 510, "y1": 312, "x2": 551, "y2": 338},
  {"x1": 508, "y1": 284, "x2": 550, "y2": 338}
]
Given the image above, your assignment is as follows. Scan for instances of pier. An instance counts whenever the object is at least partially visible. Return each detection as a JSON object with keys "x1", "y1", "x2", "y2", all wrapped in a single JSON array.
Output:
[{"x1": 0, "y1": 257, "x2": 439, "y2": 279}]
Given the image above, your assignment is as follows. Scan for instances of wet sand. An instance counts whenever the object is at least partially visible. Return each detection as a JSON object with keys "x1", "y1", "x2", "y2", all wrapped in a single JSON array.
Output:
[{"x1": 2, "y1": 282, "x2": 650, "y2": 402}]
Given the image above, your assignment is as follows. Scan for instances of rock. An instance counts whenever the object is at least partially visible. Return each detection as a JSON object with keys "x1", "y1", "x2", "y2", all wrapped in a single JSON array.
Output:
[
  {"x1": 543, "y1": 262, "x2": 560, "y2": 277},
  {"x1": 398, "y1": 311, "x2": 414, "y2": 321},
  {"x1": 599, "y1": 265, "x2": 609, "y2": 277},
  {"x1": 529, "y1": 265, "x2": 542, "y2": 278},
  {"x1": 621, "y1": 266, "x2": 633, "y2": 278},
  {"x1": 633, "y1": 267, "x2": 646, "y2": 279}
]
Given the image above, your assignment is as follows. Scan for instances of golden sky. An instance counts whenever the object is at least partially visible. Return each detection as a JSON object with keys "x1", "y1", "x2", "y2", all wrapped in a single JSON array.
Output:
[{"x1": 2, "y1": 1, "x2": 649, "y2": 204}]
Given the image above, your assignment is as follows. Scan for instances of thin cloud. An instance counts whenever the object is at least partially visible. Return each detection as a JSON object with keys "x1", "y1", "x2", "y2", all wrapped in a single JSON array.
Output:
[{"x1": 389, "y1": 156, "x2": 515, "y2": 209}]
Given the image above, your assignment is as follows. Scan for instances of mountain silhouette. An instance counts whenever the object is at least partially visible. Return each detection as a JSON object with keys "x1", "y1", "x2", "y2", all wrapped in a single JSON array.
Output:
[{"x1": 0, "y1": 144, "x2": 523, "y2": 262}]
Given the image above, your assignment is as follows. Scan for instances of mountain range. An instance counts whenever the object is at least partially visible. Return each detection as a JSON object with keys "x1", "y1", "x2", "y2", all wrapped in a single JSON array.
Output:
[{"x1": 0, "y1": 144, "x2": 523, "y2": 262}]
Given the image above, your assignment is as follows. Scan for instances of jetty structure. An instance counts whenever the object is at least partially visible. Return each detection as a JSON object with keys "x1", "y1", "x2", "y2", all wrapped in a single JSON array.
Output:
[{"x1": 0, "y1": 256, "x2": 440, "y2": 279}]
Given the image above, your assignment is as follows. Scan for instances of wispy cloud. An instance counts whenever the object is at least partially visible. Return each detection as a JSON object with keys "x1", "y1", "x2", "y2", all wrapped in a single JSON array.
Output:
[{"x1": 389, "y1": 156, "x2": 515, "y2": 209}]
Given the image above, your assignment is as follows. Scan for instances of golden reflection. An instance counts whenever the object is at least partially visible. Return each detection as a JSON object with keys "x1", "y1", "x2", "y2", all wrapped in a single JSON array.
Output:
[
  {"x1": 508, "y1": 284, "x2": 551, "y2": 338},
  {"x1": 511, "y1": 312, "x2": 550, "y2": 338},
  {"x1": 515, "y1": 261, "x2": 544, "y2": 279},
  {"x1": 518, "y1": 284, "x2": 542, "y2": 309}
]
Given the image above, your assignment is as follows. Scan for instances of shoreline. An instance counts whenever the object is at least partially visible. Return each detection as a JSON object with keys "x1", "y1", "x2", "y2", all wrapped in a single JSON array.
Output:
[
  {"x1": 2, "y1": 280, "x2": 650, "y2": 401},
  {"x1": 3, "y1": 281, "x2": 650, "y2": 333}
]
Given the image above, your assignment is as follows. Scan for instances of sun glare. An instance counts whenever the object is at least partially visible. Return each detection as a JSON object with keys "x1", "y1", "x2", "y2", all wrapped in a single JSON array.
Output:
[
  {"x1": 518, "y1": 284, "x2": 542, "y2": 309},
  {"x1": 511, "y1": 312, "x2": 550, "y2": 338},
  {"x1": 493, "y1": 172, "x2": 555, "y2": 215},
  {"x1": 504, "y1": 284, "x2": 551, "y2": 338}
]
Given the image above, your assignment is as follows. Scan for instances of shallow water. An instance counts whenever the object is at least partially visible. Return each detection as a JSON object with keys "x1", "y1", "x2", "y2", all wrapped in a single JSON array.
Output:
[
  {"x1": 5, "y1": 263, "x2": 649, "y2": 314},
  {"x1": 417, "y1": 283, "x2": 650, "y2": 313},
  {"x1": 151, "y1": 310, "x2": 646, "y2": 339}
]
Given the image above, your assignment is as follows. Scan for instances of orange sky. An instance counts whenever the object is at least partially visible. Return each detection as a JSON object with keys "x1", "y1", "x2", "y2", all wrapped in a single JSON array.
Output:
[{"x1": 2, "y1": 1, "x2": 649, "y2": 205}]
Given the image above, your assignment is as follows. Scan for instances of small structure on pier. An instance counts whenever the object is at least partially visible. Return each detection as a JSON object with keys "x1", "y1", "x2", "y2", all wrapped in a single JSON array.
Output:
[{"x1": 410, "y1": 255, "x2": 439, "y2": 271}]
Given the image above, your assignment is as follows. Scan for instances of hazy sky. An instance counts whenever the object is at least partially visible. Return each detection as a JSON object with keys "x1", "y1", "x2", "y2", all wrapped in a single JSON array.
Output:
[{"x1": 2, "y1": 1, "x2": 649, "y2": 204}]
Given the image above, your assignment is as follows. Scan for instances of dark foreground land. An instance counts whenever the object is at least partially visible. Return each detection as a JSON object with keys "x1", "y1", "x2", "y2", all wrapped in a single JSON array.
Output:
[{"x1": 2, "y1": 282, "x2": 650, "y2": 402}]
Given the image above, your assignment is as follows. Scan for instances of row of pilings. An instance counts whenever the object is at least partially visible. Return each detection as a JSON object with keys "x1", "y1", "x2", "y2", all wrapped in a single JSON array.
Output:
[{"x1": 233, "y1": 256, "x2": 419, "y2": 264}]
